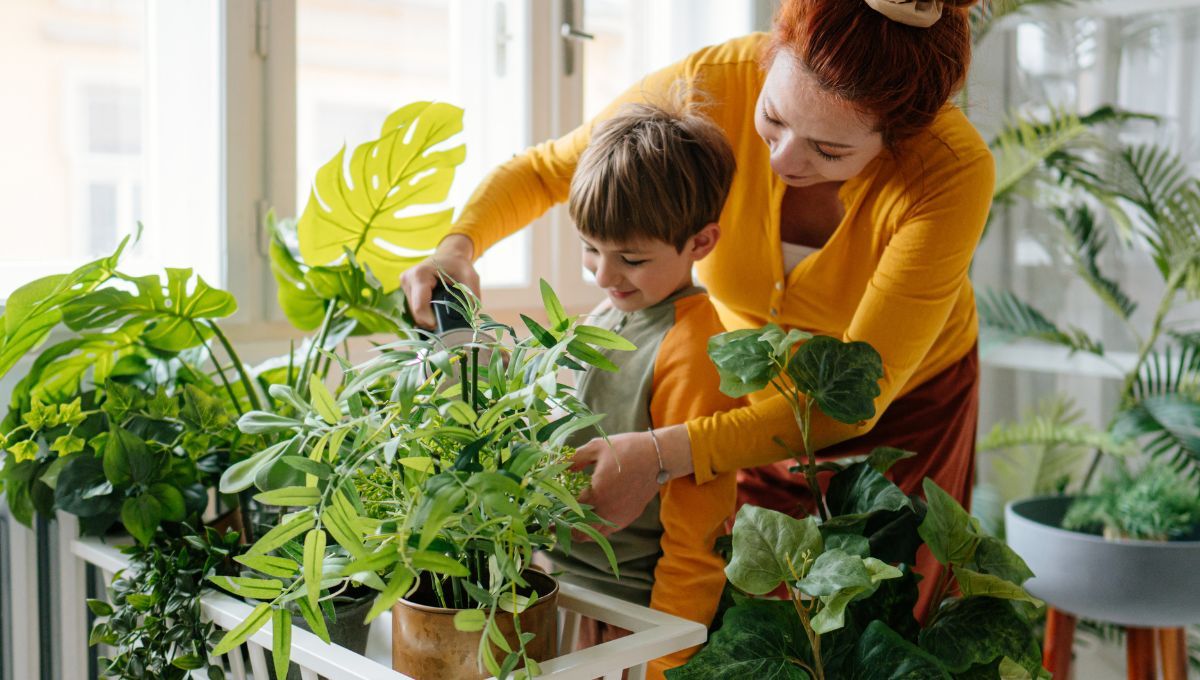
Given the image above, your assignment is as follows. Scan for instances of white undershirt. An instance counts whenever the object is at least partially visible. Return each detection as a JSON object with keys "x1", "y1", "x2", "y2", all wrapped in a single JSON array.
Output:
[{"x1": 782, "y1": 241, "x2": 819, "y2": 274}]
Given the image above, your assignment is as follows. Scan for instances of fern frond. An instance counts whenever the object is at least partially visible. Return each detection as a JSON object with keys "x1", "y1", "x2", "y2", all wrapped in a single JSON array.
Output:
[
  {"x1": 1111, "y1": 145, "x2": 1200, "y2": 290},
  {"x1": 1050, "y1": 204, "x2": 1137, "y2": 319},
  {"x1": 991, "y1": 107, "x2": 1095, "y2": 205},
  {"x1": 970, "y1": 0, "x2": 1078, "y2": 44},
  {"x1": 980, "y1": 412, "x2": 1134, "y2": 458},
  {"x1": 1132, "y1": 344, "x2": 1200, "y2": 402},
  {"x1": 977, "y1": 289, "x2": 1105, "y2": 356}
]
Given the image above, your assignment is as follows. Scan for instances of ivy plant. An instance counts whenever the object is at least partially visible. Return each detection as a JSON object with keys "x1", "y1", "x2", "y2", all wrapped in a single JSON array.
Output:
[
  {"x1": 87, "y1": 524, "x2": 240, "y2": 679},
  {"x1": 670, "y1": 326, "x2": 1047, "y2": 680}
]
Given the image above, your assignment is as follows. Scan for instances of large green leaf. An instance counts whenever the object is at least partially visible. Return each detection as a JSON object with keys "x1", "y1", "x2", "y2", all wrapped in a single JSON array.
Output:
[
  {"x1": 0, "y1": 238, "x2": 129, "y2": 378},
  {"x1": 802, "y1": 553, "x2": 902, "y2": 635},
  {"x1": 954, "y1": 567, "x2": 1043, "y2": 606},
  {"x1": 918, "y1": 597, "x2": 1042, "y2": 675},
  {"x1": 1112, "y1": 394, "x2": 1200, "y2": 474},
  {"x1": 786, "y1": 335, "x2": 883, "y2": 424},
  {"x1": 850, "y1": 620, "x2": 951, "y2": 680},
  {"x1": 103, "y1": 426, "x2": 159, "y2": 488},
  {"x1": 121, "y1": 493, "x2": 163, "y2": 545},
  {"x1": 707, "y1": 329, "x2": 779, "y2": 398},
  {"x1": 969, "y1": 536, "x2": 1035, "y2": 585},
  {"x1": 63, "y1": 268, "x2": 237, "y2": 352},
  {"x1": 665, "y1": 599, "x2": 810, "y2": 680},
  {"x1": 918, "y1": 479, "x2": 981, "y2": 567},
  {"x1": 297, "y1": 101, "x2": 466, "y2": 291},
  {"x1": 825, "y1": 461, "x2": 912, "y2": 522},
  {"x1": 30, "y1": 324, "x2": 145, "y2": 402},
  {"x1": 726, "y1": 505, "x2": 822, "y2": 595}
]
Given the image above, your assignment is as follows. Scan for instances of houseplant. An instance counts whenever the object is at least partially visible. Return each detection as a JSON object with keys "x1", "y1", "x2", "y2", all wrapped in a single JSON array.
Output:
[
  {"x1": 670, "y1": 325, "x2": 1047, "y2": 679},
  {"x1": 210, "y1": 279, "x2": 623, "y2": 679}
]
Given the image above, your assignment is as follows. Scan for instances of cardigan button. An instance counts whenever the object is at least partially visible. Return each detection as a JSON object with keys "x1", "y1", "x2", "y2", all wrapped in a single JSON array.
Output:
[
  {"x1": 775, "y1": 281, "x2": 784, "y2": 291},
  {"x1": 770, "y1": 308, "x2": 779, "y2": 317}
]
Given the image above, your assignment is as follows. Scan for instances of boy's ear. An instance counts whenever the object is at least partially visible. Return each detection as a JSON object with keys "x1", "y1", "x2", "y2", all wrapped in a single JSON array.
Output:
[{"x1": 687, "y1": 222, "x2": 721, "y2": 261}]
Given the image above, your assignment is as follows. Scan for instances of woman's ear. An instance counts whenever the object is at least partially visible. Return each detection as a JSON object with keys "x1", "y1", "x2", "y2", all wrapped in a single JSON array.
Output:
[{"x1": 687, "y1": 222, "x2": 721, "y2": 261}]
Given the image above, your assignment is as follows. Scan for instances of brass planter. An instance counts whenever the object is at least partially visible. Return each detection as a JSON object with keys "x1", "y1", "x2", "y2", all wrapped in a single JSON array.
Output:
[{"x1": 392, "y1": 570, "x2": 559, "y2": 679}]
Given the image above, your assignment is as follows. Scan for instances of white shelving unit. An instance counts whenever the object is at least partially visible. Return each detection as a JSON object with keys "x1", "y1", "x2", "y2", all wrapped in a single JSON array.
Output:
[{"x1": 72, "y1": 536, "x2": 706, "y2": 680}]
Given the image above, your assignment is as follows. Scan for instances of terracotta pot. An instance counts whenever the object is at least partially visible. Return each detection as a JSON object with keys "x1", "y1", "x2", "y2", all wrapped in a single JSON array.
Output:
[{"x1": 392, "y1": 570, "x2": 559, "y2": 679}]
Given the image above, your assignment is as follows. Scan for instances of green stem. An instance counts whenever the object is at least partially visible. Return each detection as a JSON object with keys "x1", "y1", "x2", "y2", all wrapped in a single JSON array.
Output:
[
  {"x1": 792, "y1": 588, "x2": 824, "y2": 680},
  {"x1": 193, "y1": 321, "x2": 243, "y2": 416},
  {"x1": 1083, "y1": 268, "x2": 1185, "y2": 490},
  {"x1": 206, "y1": 321, "x2": 261, "y2": 411},
  {"x1": 298, "y1": 301, "x2": 338, "y2": 395}
]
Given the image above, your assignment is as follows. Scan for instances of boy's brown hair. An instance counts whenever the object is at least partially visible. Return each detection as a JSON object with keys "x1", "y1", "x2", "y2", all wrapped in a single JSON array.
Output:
[{"x1": 568, "y1": 97, "x2": 736, "y2": 252}]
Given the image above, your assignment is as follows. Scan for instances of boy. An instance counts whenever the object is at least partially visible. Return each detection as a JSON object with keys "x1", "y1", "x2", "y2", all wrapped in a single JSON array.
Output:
[{"x1": 551, "y1": 100, "x2": 741, "y2": 678}]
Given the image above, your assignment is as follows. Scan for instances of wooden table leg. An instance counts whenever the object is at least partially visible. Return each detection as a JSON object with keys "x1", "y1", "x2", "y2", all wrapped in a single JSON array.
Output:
[
  {"x1": 1126, "y1": 627, "x2": 1158, "y2": 680},
  {"x1": 1043, "y1": 607, "x2": 1077, "y2": 679},
  {"x1": 1158, "y1": 628, "x2": 1188, "y2": 680}
]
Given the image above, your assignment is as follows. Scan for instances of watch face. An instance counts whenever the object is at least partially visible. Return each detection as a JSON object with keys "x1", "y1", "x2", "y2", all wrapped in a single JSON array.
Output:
[{"x1": 656, "y1": 470, "x2": 670, "y2": 485}]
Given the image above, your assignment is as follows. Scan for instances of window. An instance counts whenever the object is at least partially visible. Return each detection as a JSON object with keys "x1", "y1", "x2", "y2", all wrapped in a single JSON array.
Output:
[
  {"x1": 973, "y1": 2, "x2": 1200, "y2": 432},
  {"x1": 294, "y1": 0, "x2": 531, "y2": 292},
  {"x1": 0, "y1": 0, "x2": 220, "y2": 300}
]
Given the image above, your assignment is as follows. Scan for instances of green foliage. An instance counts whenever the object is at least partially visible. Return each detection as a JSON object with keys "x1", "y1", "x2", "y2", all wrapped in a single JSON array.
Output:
[
  {"x1": 296, "y1": 101, "x2": 467, "y2": 291},
  {"x1": 682, "y1": 326, "x2": 1043, "y2": 680},
  {"x1": 88, "y1": 524, "x2": 239, "y2": 680},
  {"x1": 214, "y1": 280, "x2": 620, "y2": 678},
  {"x1": 1063, "y1": 465, "x2": 1200, "y2": 539}
]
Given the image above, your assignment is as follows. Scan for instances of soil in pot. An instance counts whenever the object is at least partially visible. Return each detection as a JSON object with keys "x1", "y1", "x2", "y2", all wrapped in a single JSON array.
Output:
[
  {"x1": 264, "y1": 586, "x2": 375, "y2": 680},
  {"x1": 392, "y1": 570, "x2": 559, "y2": 679}
]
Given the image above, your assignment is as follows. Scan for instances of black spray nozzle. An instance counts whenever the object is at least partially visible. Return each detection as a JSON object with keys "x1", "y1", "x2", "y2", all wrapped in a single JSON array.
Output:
[{"x1": 431, "y1": 283, "x2": 471, "y2": 335}]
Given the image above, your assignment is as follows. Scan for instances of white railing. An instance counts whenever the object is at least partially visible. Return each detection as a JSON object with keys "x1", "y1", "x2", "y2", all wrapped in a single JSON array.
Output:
[{"x1": 72, "y1": 536, "x2": 706, "y2": 680}]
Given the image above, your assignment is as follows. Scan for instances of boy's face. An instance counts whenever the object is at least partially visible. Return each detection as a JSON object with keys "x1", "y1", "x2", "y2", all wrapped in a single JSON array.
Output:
[{"x1": 580, "y1": 225, "x2": 719, "y2": 312}]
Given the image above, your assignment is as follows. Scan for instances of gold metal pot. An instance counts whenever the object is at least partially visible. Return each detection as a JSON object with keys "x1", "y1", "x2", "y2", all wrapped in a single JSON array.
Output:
[{"x1": 391, "y1": 570, "x2": 559, "y2": 679}]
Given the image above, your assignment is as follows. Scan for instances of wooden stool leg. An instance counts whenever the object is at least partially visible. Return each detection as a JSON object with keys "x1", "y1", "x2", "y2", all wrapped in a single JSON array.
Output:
[
  {"x1": 1126, "y1": 627, "x2": 1158, "y2": 680},
  {"x1": 1043, "y1": 607, "x2": 1077, "y2": 679},
  {"x1": 1157, "y1": 628, "x2": 1188, "y2": 680}
]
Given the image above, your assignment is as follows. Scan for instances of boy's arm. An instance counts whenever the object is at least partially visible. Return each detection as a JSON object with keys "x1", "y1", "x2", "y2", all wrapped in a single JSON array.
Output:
[{"x1": 645, "y1": 297, "x2": 742, "y2": 678}]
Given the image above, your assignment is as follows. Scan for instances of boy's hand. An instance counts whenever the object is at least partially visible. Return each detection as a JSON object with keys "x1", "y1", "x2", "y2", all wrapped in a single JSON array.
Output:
[
  {"x1": 570, "y1": 432, "x2": 662, "y2": 536},
  {"x1": 401, "y1": 234, "x2": 480, "y2": 329}
]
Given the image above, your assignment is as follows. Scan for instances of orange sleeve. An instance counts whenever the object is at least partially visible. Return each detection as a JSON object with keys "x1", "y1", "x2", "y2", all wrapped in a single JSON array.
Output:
[
  {"x1": 645, "y1": 296, "x2": 741, "y2": 679},
  {"x1": 687, "y1": 148, "x2": 995, "y2": 483}
]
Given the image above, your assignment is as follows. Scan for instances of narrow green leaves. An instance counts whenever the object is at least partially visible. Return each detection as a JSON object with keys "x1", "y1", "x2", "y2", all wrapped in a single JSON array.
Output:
[{"x1": 212, "y1": 603, "x2": 271, "y2": 656}]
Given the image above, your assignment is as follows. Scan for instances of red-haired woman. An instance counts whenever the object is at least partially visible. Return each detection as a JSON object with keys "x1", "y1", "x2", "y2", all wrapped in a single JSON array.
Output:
[{"x1": 404, "y1": 0, "x2": 989, "y2": 622}]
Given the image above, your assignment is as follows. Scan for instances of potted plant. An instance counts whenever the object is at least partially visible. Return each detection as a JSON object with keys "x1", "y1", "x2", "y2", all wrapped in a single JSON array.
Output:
[
  {"x1": 669, "y1": 326, "x2": 1047, "y2": 679},
  {"x1": 210, "y1": 279, "x2": 622, "y2": 679}
]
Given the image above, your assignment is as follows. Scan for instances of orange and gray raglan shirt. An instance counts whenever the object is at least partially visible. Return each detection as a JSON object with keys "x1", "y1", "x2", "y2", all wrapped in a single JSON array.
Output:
[{"x1": 552, "y1": 285, "x2": 741, "y2": 678}]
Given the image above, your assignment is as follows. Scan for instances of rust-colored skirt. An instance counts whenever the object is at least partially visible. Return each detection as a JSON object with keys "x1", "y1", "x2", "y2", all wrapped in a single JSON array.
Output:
[{"x1": 736, "y1": 344, "x2": 979, "y2": 621}]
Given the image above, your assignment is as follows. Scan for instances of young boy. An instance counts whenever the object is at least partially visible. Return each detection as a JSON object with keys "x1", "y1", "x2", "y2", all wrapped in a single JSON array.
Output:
[{"x1": 551, "y1": 100, "x2": 741, "y2": 678}]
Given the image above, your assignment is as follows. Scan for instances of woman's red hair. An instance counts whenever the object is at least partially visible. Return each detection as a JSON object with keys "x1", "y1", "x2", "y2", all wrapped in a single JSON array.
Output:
[{"x1": 769, "y1": 0, "x2": 980, "y2": 148}]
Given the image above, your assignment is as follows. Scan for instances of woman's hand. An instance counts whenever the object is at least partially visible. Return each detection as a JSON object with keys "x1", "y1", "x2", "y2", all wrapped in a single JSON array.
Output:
[
  {"x1": 401, "y1": 234, "x2": 481, "y2": 329},
  {"x1": 570, "y1": 425, "x2": 695, "y2": 536}
]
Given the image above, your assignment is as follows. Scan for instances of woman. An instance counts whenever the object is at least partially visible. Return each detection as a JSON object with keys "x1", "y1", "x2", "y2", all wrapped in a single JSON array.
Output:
[{"x1": 402, "y1": 0, "x2": 990, "y2": 618}]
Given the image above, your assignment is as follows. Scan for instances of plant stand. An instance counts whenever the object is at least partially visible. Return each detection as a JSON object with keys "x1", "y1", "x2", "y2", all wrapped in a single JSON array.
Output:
[
  {"x1": 72, "y1": 536, "x2": 706, "y2": 679},
  {"x1": 1042, "y1": 608, "x2": 1188, "y2": 680},
  {"x1": 1007, "y1": 497, "x2": 1200, "y2": 680}
]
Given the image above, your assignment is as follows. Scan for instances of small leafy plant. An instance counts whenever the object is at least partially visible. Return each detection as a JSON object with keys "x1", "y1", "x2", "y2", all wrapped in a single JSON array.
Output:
[
  {"x1": 87, "y1": 524, "x2": 241, "y2": 680},
  {"x1": 1063, "y1": 465, "x2": 1200, "y2": 540},
  {"x1": 210, "y1": 281, "x2": 623, "y2": 679},
  {"x1": 671, "y1": 325, "x2": 1046, "y2": 680}
]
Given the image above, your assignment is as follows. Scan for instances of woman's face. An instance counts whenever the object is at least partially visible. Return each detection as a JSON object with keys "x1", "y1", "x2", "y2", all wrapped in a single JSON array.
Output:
[{"x1": 755, "y1": 51, "x2": 885, "y2": 187}]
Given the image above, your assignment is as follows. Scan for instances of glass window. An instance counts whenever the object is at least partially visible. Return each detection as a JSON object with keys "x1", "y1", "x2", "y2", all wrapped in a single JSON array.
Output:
[
  {"x1": 0, "y1": 0, "x2": 220, "y2": 299},
  {"x1": 295, "y1": 0, "x2": 531, "y2": 290}
]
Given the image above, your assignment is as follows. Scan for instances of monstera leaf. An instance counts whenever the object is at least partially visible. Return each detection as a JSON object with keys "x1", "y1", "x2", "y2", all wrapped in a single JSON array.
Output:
[
  {"x1": 297, "y1": 101, "x2": 467, "y2": 291},
  {"x1": 62, "y1": 269, "x2": 237, "y2": 353}
]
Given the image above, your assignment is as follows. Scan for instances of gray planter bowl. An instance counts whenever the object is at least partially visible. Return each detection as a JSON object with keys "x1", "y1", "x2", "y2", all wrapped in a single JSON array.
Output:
[{"x1": 1005, "y1": 496, "x2": 1200, "y2": 628}]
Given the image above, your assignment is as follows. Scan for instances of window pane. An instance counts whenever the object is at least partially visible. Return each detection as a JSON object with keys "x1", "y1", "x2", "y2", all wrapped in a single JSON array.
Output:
[
  {"x1": 0, "y1": 0, "x2": 220, "y2": 298},
  {"x1": 296, "y1": 0, "x2": 531, "y2": 290}
]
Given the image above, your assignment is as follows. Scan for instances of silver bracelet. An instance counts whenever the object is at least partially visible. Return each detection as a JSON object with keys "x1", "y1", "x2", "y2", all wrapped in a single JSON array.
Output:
[{"x1": 648, "y1": 427, "x2": 669, "y2": 485}]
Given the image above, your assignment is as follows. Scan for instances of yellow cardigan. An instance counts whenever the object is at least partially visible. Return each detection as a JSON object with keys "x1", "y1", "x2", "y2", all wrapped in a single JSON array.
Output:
[{"x1": 450, "y1": 33, "x2": 995, "y2": 485}]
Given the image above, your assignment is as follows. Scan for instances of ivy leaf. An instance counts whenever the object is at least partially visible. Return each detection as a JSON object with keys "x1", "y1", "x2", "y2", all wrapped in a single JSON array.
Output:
[
  {"x1": 121, "y1": 493, "x2": 163, "y2": 545},
  {"x1": 918, "y1": 597, "x2": 1042, "y2": 675},
  {"x1": 866, "y1": 447, "x2": 917, "y2": 475},
  {"x1": 297, "y1": 101, "x2": 466, "y2": 290},
  {"x1": 970, "y1": 536, "x2": 1035, "y2": 585},
  {"x1": 725, "y1": 504, "x2": 822, "y2": 595},
  {"x1": 825, "y1": 461, "x2": 912, "y2": 522},
  {"x1": 665, "y1": 599, "x2": 809, "y2": 679},
  {"x1": 148, "y1": 483, "x2": 187, "y2": 523},
  {"x1": 850, "y1": 620, "x2": 951, "y2": 679},
  {"x1": 786, "y1": 335, "x2": 883, "y2": 424},
  {"x1": 707, "y1": 329, "x2": 778, "y2": 398},
  {"x1": 918, "y1": 478, "x2": 982, "y2": 567},
  {"x1": 954, "y1": 567, "x2": 1043, "y2": 606},
  {"x1": 103, "y1": 426, "x2": 158, "y2": 488},
  {"x1": 8, "y1": 439, "x2": 39, "y2": 463},
  {"x1": 181, "y1": 384, "x2": 230, "y2": 431}
]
